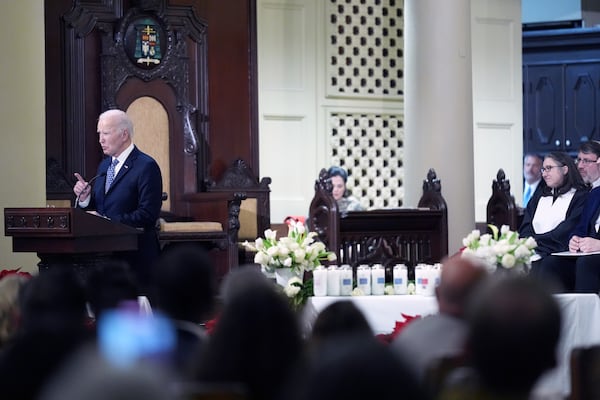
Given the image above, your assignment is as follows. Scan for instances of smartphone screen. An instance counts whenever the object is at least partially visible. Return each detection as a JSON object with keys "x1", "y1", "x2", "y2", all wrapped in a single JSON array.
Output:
[{"x1": 97, "y1": 308, "x2": 176, "y2": 368}]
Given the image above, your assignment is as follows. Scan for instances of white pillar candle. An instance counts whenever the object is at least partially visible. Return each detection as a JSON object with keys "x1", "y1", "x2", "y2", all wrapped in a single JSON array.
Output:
[
  {"x1": 371, "y1": 264, "x2": 385, "y2": 295},
  {"x1": 313, "y1": 266, "x2": 328, "y2": 296},
  {"x1": 415, "y1": 264, "x2": 436, "y2": 296},
  {"x1": 327, "y1": 265, "x2": 341, "y2": 296},
  {"x1": 339, "y1": 264, "x2": 353, "y2": 296},
  {"x1": 393, "y1": 264, "x2": 408, "y2": 294},
  {"x1": 356, "y1": 264, "x2": 371, "y2": 295}
]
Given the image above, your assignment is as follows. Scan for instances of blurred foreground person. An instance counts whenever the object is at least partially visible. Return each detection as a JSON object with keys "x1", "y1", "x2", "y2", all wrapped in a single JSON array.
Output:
[
  {"x1": 40, "y1": 346, "x2": 174, "y2": 400},
  {"x1": 307, "y1": 300, "x2": 372, "y2": 355},
  {"x1": 391, "y1": 254, "x2": 488, "y2": 382},
  {"x1": 292, "y1": 335, "x2": 430, "y2": 400},
  {"x1": 0, "y1": 269, "x2": 89, "y2": 399},
  {"x1": 440, "y1": 276, "x2": 561, "y2": 400},
  {"x1": 152, "y1": 244, "x2": 217, "y2": 379},
  {"x1": 196, "y1": 280, "x2": 302, "y2": 400}
]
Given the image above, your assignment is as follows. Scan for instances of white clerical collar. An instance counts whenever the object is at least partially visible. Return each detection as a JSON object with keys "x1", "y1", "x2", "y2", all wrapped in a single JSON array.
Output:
[{"x1": 592, "y1": 177, "x2": 600, "y2": 189}]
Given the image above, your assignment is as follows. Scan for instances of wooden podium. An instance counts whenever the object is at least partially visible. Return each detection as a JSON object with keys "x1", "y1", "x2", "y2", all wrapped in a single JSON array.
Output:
[{"x1": 4, "y1": 207, "x2": 140, "y2": 273}]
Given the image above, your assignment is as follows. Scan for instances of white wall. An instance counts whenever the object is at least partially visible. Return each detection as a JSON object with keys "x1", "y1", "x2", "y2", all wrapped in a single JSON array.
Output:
[
  {"x1": 258, "y1": 0, "x2": 405, "y2": 223},
  {"x1": 472, "y1": 0, "x2": 523, "y2": 221},
  {"x1": 257, "y1": 0, "x2": 319, "y2": 222},
  {"x1": 258, "y1": 0, "x2": 523, "y2": 247},
  {"x1": 0, "y1": 0, "x2": 46, "y2": 273}
]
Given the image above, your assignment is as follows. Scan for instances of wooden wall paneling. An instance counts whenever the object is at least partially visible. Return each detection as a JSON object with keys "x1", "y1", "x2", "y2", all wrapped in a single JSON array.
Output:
[
  {"x1": 193, "y1": 0, "x2": 258, "y2": 180},
  {"x1": 45, "y1": 0, "x2": 259, "y2": 225}
]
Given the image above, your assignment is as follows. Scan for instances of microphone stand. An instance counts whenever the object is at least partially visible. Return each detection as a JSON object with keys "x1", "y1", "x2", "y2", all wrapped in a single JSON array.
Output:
[{"x1": 74, "y1": 173, "x2": 106, "y2": 208}]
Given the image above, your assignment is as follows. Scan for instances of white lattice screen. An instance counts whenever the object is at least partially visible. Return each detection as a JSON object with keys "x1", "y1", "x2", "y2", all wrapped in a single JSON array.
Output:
[
  {"x1": 326, "y1": 0, "x2": 404, "y2": 209},
  {"x1": 330, "y1": 113, "x2": 404, "y2": 209},
  {"x1": 327, "y1": 0, "x2": 403, "y2": 98}
]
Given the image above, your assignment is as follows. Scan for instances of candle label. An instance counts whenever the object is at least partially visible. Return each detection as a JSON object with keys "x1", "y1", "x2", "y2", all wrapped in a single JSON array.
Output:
[
  {"x1": 394, "y1": 278, "x2": 404, "y2": 284},
  {"x1": 359, "y1": 277, "x2": 368, "y2": 285},
  {"x1": 376, "y1": 277, "x2": 385, "y2": 284},
  {"x1": 342, "y1": 278, "x2": 352, "y2": 285},
  {"x1": 418, "y1": 278, "x2": 428, "y2": 285}
]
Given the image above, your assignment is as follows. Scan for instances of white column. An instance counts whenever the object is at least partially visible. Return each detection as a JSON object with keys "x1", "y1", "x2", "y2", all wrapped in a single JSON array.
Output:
[{"x1": 404, "y1": 0, "x2": 475, "y2": 254}]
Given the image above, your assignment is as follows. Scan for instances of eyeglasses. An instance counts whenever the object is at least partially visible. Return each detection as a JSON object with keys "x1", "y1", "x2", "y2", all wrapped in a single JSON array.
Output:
[
  {"x1": 540, "y1": 165, "x2": 564, "y2": 173},
  {"x1": 576, "y1": 158, "x2": 598, "y2": 165}
]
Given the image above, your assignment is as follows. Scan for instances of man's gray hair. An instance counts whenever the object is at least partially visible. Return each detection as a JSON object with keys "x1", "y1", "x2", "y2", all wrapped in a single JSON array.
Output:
[{"x1": 99, "y1": 109, "x2": 134, "y2": 139}]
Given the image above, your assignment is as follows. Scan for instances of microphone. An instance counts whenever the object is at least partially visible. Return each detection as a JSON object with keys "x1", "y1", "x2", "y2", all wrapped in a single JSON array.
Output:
[{"x1": 74, "y1": 172, "x2": 106, "y2": 208}]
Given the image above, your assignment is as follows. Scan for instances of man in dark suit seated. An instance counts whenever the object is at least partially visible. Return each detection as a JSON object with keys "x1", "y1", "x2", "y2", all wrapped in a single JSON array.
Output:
[{"x1": 73, "y1": 109, "x2": 163, "y2": 293}]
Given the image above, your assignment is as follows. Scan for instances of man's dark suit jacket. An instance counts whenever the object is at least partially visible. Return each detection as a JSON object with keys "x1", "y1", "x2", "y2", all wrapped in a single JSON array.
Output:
[
  {"x1": 570, "y1": 186, "x2": 600, "y2": 239},
  {"x1": 88, "y1": 146, "x2": 163, "y2": 289}
]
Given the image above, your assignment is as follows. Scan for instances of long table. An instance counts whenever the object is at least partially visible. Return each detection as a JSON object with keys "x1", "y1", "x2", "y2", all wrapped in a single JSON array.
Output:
[{"x1": 304, "y1": 293, "x2": 600, "y2": 399}]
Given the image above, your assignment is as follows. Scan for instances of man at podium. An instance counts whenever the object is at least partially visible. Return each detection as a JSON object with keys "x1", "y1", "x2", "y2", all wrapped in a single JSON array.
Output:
[{"x1": 73, "y1": 109, "x2": 163, "y2": 293}]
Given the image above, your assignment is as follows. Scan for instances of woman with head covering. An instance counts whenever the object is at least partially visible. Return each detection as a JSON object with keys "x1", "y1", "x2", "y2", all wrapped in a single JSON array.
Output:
[{"x1": 327, "y1": 166, "x2": 364, "y2": 213}]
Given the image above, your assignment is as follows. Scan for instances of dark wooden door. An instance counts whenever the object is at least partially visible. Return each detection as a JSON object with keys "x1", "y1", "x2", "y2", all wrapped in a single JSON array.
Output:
[
  {"x1": 523, "y1": 64, "x2": 565, "y2": 154},
  {"x1": 565, "y1": 62, "x2": 600, "y2": 146}
]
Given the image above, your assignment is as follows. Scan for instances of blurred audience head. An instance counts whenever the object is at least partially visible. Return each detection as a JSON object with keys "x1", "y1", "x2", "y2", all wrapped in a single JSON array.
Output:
[
  {"x1": 40, "y1": 346, "x2": 174, "y2": 400},
  {"x1": 0, "y1": 274, "x2": 29, "y2": 346},
  {"x1": 0, "y1": 269, "x2": 90, "y2": 400},
  {"x1": 18, "y1": 268, "x2": 87, "y2": 335},
  {"x1": 436, "y1": 254, "x2": 488, "y2": 318},
  {"x1": 309, "y1": 300, "x2": 372, "y2": 349},
  {"x1": 218, "y1": 265, "x2": 272, "y2": 306},
  {"x1": 197, "y1": 282, "x2": 302, "y2": 400},
  {"x1": 294, "y1": 335, "x2": 430, "y2": 400},
  {"x1": 153, "y1": 244, "x2": 216, "y2": 323},
  {"x1": 466, "y1": 276, "x2": 561, "y2": 396},
  {"x1": 86, "y1": 260, "x2": 139, "y2": 322}
]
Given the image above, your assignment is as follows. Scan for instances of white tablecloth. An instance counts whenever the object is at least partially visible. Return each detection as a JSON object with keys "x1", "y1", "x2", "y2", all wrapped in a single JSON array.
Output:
[
  {"x1": 303, "y1": 295, "x2": 438, "y2": 335},
  {"x1": 304, "y1": 293, "x2": 600, "y2": 399},
  {"x1": 533, "y1": 293, "x2": 600, "y2": 399}
]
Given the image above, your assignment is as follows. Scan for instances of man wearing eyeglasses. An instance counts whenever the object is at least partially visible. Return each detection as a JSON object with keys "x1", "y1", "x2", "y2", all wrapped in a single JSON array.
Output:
[
  {"x1": 539, "y1": 141, "x2": 600, "y2": 293},
  {"x1": 575, "y1": 141, "x2": 600, "y2": 187}
]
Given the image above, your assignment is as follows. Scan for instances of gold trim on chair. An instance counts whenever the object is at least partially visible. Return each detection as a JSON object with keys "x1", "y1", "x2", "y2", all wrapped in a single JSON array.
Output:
[{"x1": 159, "y1": 219, "x2": 223, "y2": 233}]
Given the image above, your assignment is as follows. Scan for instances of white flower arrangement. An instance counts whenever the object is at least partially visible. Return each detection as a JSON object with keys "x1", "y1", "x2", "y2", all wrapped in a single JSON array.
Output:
[
  {"x1": 243, "y1": 220, "x2": 337, "y2": 274},
  {"x1": 461, "y1": 224, "x2": 537, "y2": 272},
  {"x1": 284, "y1": 276, "x2": 303, "y2": 298}
]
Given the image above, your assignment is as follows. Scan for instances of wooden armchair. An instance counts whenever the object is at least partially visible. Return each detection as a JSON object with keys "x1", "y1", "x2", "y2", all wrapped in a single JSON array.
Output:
[
  {"x1": 158, "y1": 159, "x2": 271, "y2": 277},
  {"x1": 158, "y1": 192, "x2": 243, "y2": 280},
  {"x1": 206, "y1": 159, "x2": 272, "y2": 264},
  {"x1": 486, "y1": 169, "x2": 523, "y2": 231}
]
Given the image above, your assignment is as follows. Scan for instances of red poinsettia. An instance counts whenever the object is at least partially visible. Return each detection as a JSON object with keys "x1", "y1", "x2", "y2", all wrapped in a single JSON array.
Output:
[
  {"x1": 0, "y1": 268, "x2": 32, "y2": 280},
  {"x1": 204, "y1": 315, "x2": 219, "y2": 335},
  {"x1": 376, "y1": 313, "x2": 421, "y2": 344}
]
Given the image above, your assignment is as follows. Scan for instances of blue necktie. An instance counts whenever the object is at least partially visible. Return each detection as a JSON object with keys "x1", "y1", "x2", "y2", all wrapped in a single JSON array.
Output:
[
  {"x1": 523, "y1": 185, "x2": 532, "y2": 207},
  {"x1": 105, "y1": 158, "x2": 119, "y2": 193}
]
